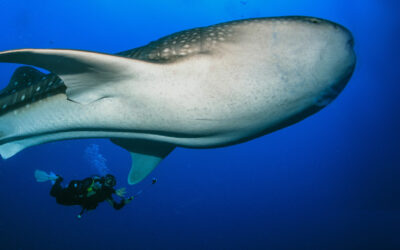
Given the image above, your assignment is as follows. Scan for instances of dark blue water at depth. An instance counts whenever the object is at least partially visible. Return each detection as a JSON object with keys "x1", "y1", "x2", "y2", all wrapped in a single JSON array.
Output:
[{"x1": 0, "y1": 1, "x2": 399, "y2": 249}]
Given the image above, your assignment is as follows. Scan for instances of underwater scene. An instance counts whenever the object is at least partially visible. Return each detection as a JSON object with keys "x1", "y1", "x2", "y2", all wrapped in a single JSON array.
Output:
[{"x1": 0, "y1": 0, "x2": 398, "y2": 249}]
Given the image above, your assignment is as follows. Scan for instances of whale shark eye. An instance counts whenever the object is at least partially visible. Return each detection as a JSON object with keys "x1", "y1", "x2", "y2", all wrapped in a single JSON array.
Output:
[{"x1": 308, "y1": 18, "x2": 321, "y2": 24}]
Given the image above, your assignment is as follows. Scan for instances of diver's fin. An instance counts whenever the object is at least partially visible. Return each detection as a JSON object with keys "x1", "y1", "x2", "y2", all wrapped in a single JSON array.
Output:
[
  {"x1": 0, "y1": 49, "x2": 157, "y2": 104},
  {"x1": 34, "y1": 169, "x2": 58, "y2": 183},
  {"x1": 111, "y1": 138, "x2": 175, "y2": 185}
]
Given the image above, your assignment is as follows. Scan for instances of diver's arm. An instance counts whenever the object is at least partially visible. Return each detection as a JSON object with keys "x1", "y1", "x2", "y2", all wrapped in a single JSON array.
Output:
[
  {"x1": 106, "y1": 196, "x2": 134, "y2": 210},
  {"x1": 106, "y1": 197, "x2": 125, "y2": 210},
  {"x1": 106, "y1": 189, "x2": 123, "y2": 209}
]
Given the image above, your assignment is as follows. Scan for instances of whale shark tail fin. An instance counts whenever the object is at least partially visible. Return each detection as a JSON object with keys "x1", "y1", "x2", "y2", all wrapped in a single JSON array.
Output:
[{"x1": 111, "y1": 138, "x2": 175, "y2": 185}]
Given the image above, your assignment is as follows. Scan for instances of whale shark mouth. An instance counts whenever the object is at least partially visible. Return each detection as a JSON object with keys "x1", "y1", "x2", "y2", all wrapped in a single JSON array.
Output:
[{"x1": 314, "y1": 62, "x2": 355, "y2": 108}]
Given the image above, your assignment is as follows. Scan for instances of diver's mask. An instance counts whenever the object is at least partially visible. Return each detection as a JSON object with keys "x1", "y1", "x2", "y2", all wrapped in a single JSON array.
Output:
[{"x1": 103, "y1": 174, "x2": 116, "y2": 187}]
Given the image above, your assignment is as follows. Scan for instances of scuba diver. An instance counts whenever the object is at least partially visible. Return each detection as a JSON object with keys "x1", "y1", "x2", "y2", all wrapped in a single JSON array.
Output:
[{"x1": 34, "y1": 170, "x2": 154, "y2": 219}]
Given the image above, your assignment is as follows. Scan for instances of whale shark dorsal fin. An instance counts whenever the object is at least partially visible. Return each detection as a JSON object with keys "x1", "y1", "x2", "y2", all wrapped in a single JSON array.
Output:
[
  {"x1": 111, "y1": 138, "x2": 175, "y2": 185},
  {"x1": 0, "y1": 49, "x2": 156, "y2": 104}
]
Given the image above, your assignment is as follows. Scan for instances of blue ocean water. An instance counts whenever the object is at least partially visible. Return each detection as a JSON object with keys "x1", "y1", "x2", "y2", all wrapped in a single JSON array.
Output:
[{"x1": 0, "y1": 0, "x2": 398, "y2": 249}]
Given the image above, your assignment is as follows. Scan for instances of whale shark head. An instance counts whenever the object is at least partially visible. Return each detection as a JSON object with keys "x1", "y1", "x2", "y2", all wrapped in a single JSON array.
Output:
[
  {"x1": 290, "y1": 18, "x2": 356, "y2": 110},
  {"x1": 234, "y1": 17, "x2": 356, "y2": 134},
  {"x1": 296, "y1": 17, "x2": 356, "y2": 107},
  {"x1": 259, "y1": 17, "x2": 356, "y2": 108}
]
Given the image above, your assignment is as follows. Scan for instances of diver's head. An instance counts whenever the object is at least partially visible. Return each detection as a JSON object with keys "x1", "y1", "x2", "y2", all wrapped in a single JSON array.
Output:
[{"x1": 103, "y1": 174, "x2": 116, "y2": 187}]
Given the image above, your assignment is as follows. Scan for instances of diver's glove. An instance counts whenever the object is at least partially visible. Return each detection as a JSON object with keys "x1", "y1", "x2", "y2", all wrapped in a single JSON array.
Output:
[{"x1": 116, "y1": 188, "x2": 127, "y2": 198}]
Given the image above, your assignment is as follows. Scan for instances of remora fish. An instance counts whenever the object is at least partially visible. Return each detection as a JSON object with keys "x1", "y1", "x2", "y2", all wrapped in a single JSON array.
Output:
[{"x1": 0, "y1": 16, "x2": 356, "y2": 184}]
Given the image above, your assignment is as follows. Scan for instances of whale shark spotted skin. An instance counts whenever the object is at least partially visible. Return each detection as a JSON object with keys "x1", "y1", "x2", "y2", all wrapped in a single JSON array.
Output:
[{"x1": 0, "y1": 16, "x2": 356, "y2": 184}]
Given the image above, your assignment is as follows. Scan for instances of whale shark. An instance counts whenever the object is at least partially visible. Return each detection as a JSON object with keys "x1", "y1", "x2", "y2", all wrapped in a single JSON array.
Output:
[{"x1": 0, "y1": 16, "x2": 356, "y2": 184}]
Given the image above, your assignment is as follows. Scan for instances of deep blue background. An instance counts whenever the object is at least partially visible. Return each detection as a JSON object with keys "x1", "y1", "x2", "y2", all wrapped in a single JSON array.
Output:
[{"x1": 0, "y1": 0, "x2": 399, "y2": 249}]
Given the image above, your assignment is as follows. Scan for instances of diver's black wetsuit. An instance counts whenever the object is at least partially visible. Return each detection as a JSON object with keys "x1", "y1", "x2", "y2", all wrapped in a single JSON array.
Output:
[
  {"x1": 50, "y1": 176, "x2": 127, "y2": 213},
  {"x1": 50, "y1": 177, "x2": 84, "y2": 206},
  {"x1": 81, "y1": 184, "x2": 127, "y2": 210}
]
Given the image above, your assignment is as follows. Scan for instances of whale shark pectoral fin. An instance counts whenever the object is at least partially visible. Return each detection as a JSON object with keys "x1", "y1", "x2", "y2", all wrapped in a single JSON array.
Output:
[
  {"x1": 0, "y1": 142, "x2": 25, "y2": 159},
  {"x1": 0, "y1": 49, "x2": 155, "y2": 104},
  {"x1": 127, "y1": 152, "x2": 163, "y2": 185},
  {"x1": 111, "y1": 138, "x2": 175, "y2": 185}
]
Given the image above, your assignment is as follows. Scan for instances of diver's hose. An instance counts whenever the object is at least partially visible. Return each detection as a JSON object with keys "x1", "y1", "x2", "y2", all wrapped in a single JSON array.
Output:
[{"x1": 133, "y1": 178, "x2": 157, "y2": 198}]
